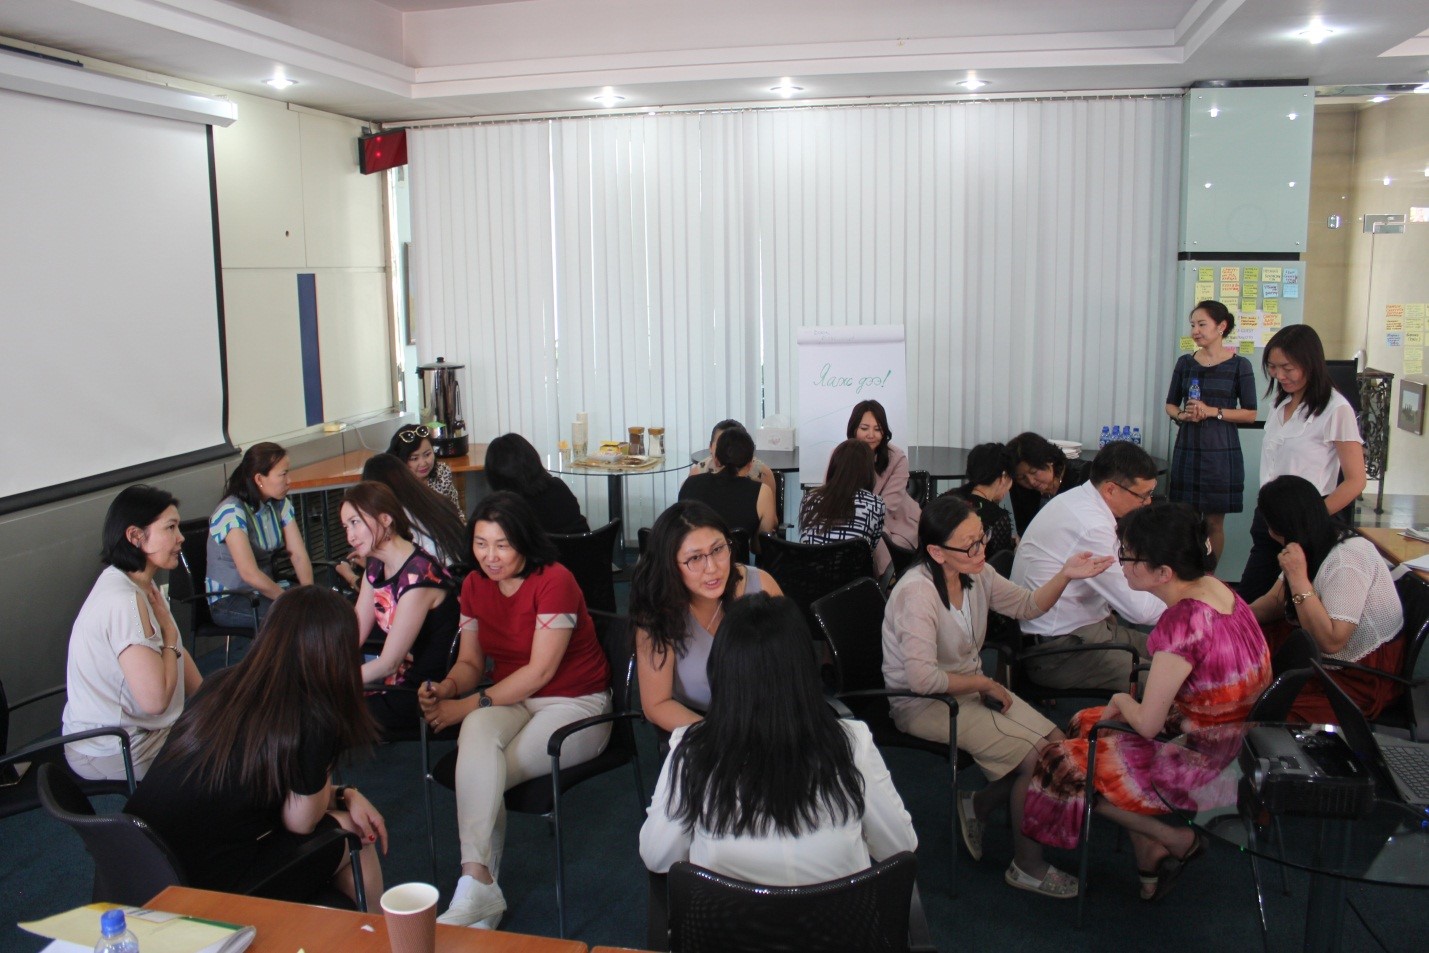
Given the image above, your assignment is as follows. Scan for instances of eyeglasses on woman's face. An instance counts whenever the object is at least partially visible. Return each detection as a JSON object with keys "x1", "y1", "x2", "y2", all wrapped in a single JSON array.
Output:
[
  {"x1": 680, "y1": 539, "x2": 733, "y2": 573},
  {"x1": 939, "y1": 530, "x2": 992, "y2": 558},
  {"x1": 397, "y1": 425, "x2": 432, "y2": 443},
  {"x1": 1116, "y1": 547, "x2": 1155, "y2": 566}
]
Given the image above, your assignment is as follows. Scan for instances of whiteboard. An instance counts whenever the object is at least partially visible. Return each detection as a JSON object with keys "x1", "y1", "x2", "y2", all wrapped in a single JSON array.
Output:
[{"x1": 796, "y1": 326, "x2": 908, "y2": 487}]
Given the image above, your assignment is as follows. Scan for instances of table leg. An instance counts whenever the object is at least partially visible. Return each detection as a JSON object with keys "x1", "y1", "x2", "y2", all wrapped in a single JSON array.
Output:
[
  {"x1": 1302, "y1": 818, "x2": 1352, "y2": 953},
  {"x1": 607, "y1": 473, "x2": 627, "y2": 567}
]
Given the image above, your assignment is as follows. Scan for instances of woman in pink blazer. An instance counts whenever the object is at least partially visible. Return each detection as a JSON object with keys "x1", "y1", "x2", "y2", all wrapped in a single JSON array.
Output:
[{"x1": 848, "y1": 400, "x2": 920, "y2": 549}]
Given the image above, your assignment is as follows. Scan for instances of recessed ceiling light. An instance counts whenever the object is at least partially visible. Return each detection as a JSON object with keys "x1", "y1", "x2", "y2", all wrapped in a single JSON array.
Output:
[
  {"x1": 1297, "y1": 23, "x2": 1334, "y2": 44},
  {"x1": 1203, "y1": 182, "x2": 1213, "y2": 189},
  {"x1": 1286, "y1": 112, "x2": 1298, "y2": 120},
  {"x1": 1288, "y1": 181, "x2": 1297, "y2": 188},
  {"x1": 593, "y1": 88, "x2": 626, "y2": 108},
  {"x1": 957, "y1": 76, "x2": 988, "y2": 91},
  {"x1": 1208, "y1": 107, "x2": 1220, "y2": 118},
  {"x1": 769, "y1": 79, "x2": 804, "y2": 98},
  {"x1": 1383, "y1": 176, "x2": 1393, "y2": 186},
  {"x1": 264, "y1": 76, "x2": 297, "y2": 90},
  {"x1": 1370, "y1": 95, "x2": 1389, "y2": 104}
]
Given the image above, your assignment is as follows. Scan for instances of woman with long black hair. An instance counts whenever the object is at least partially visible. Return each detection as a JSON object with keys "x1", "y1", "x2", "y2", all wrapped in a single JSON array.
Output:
[
  {"x1": 484, "y1": 432, "x2": 589, "y2": 536},
  {"x1": 1249, "y1": 475, "x2": 1402, "y2": 721},
  {"x1": 848, "y1": 400, "x2": 920, "y2": 549},
  {"x1": 640, "y1": 593, "x2": 916, "y2": 885},
  {"x1": 359, "y1": 453, "x2": 468, "y2": 568},
  {"x1": 126, "y1": 586, "x2": 386, "y2": 906}
]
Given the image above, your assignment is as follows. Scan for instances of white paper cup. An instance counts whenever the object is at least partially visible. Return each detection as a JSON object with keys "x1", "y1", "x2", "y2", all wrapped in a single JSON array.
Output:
[{"x1": 381, "y1": 882, "x2": 439, "y2": 953}]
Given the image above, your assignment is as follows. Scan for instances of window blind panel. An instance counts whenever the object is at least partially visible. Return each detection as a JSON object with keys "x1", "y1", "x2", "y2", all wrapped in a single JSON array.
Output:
[{"x1": 408, "y1": 96, "x2": 1182, "y2": 535}]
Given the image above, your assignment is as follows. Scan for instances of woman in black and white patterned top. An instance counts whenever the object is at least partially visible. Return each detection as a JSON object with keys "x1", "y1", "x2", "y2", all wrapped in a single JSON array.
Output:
[{"x1": 800, "y1": 439, "x2": 886, "y2": 562}]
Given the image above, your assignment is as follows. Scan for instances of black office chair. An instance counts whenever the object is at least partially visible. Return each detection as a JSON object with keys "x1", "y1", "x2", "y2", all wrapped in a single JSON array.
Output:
[
  {"x1": 1320, "y1": 572, "x2": 1429, "y2": 739},
  {"x1": 37, "y1": 762, "x2": 368, "y2": 911},
  {"x1": 905, "y1": 470, "x2": 932, "y2": 508},
  {"x1": 1270, "y1": 627, "x2": 1321, "y2": 677},
  {"x1": 811, "y1": 578, "x2": 967, "y2": 895},
  {"x1": 550, "y1": 519, "x2": 622, "y2": 614},
  {"x1": 882, "y1": 533, "x2": 918, "y2": 584},
  {"x1": 424, "y1": 611, "x2": 646, "y2": 937},
  {"x1": 665, "y1": 851, "x2": 932, "y2": 953},
  {"x1": 0, "y1": 681, "x2": 135, "y2": 820},
  {"x1": 758, "y1": 534, "x2": 875, "y2": 631},
  {"x1": 170, "y1": 517, "x2": 260, "y2": 666}
]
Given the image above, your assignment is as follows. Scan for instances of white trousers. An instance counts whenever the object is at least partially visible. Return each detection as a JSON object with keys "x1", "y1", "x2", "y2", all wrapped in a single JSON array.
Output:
[{"x1": 454, "y1": 690, "x2": 612, "y2": 869}]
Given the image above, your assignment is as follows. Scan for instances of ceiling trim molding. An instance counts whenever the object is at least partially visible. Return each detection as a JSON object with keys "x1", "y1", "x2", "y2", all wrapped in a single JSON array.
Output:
[{"x1": 0, "y1": 45, "x2": 237, "y2": 124}]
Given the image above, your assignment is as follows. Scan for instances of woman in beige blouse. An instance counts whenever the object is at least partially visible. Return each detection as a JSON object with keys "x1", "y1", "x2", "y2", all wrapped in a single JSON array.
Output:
[{"x1": 881, "y1": 495, "x2": 1112, "y2": 899}]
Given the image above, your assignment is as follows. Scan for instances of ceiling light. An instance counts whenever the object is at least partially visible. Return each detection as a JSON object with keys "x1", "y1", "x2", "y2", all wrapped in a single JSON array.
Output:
[
  {"x1": 1286, "y1": 112, "x2": 1298, "y2": 120},
  {"x1": 1384, "y1": 176, "x2": 1393, "y2": 186},
  {"x1": 263, "y1": 76, "x2": 296, "y2": 90},
  {"x1": 1288, "y1": 181, "x2": 1297, "y2": 188},
  {"x1": 769, "y1": 79, "x2": 803, "y2": 98},
  {"x1": 1370, "y1": 95, "x2": 1389, "y2": 103},
  {"x1": 593, "y1": 88, "x2": 625, "y2": 108},
  {"x1": 957, "y1": 77, "x2": 988, "y2": 91},
  {"x1": 1203, "y1": 182, "x2": 1213, "y2": 189},
  {"x1": 1208, "y1": 107, "x2": 1220, "y2": 118},
  {"x1": 1297, "y1": 23, "x2": 1334, "y2": 44}
]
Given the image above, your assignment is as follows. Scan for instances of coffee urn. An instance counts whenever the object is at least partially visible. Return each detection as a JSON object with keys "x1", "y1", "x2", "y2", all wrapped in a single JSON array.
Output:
[{"x1": 416, "y1": 357, "x2": 470, "y2": 458}]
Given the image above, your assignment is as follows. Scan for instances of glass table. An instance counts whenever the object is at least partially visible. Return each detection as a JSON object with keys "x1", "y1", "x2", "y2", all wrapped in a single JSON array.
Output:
[
  {"x1": 1153, "y1": 723, "x2": 1429, "y2": 953},
  {"x1": 545, "y1": 453, "x2": 690, "y2": 548}
]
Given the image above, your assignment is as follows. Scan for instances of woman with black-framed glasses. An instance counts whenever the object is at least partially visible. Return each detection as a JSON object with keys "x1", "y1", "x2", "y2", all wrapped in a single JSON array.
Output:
[
  {"x1": 387, "y1": 424, "x2": 461, "y2": 511},
  {"x1": 629, "y1": 501, "x2": 783, "y2": 733},
  {"x1": 1023, "y1": 502, "x2": 1269, "y2": 901},
  {"x1": 882, "y1": 495, "x2": 1112, "y2": 899}
]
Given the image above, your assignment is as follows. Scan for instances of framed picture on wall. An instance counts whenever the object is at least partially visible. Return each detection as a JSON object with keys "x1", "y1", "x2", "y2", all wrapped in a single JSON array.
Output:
[{"x1": 1399, "y1": 377, "x2": 1425, "y2": 436}]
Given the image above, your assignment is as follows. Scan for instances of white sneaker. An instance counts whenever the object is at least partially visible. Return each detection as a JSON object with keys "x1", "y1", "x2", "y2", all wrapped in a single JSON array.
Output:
[{"x1": 437, "y1": 876, "x2": 507, "y2": 927}]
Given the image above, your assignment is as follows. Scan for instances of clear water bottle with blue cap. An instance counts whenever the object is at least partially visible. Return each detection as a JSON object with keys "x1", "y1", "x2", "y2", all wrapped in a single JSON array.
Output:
[
  {"x1": 95, "y1": 910, "x2": 139, "y2": 953},
  {"x1": 1110, "y1": 425, "x2": 1122, "y2": 444},
  {"x1": 1099, "y1": 426, "x2": 1111, "y2": 449},
  {"x1": 1131, "y1": 426, "x2": 1142, "y2": 446},
  {"x1": 1188, "y1": 377, "x2": 1202, "y2": 404}
]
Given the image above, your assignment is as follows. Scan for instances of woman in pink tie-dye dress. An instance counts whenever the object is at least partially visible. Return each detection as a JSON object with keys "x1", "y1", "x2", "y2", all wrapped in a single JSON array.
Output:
[{"x1": 1021, "y1": 503, "x2": 1270, "y2": 900}]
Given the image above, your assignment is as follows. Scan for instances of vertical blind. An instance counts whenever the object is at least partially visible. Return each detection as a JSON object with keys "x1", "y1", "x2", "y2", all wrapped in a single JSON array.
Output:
[{"x1": 408, "y1": 97, "x2": 1183, "y2": 533}]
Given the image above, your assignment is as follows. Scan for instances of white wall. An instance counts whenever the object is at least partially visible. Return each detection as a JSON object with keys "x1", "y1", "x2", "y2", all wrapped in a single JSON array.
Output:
[{"x1": 213, "y1": 93, "x2": 394, "y2": 444}]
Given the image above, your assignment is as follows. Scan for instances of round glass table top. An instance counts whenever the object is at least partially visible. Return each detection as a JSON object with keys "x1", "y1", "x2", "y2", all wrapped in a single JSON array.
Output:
[
  {"x1": 1151, "y1": 723, "x2": 1429, "y2": 888},
  {"x1": 544, "y1": 452, "x2": 691, "y2": 478}
]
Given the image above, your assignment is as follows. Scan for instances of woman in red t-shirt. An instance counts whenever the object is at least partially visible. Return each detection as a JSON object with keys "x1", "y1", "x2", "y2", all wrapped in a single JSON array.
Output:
[{"x1": 418, "y1": 491, "x2": 610, "y2": 929}]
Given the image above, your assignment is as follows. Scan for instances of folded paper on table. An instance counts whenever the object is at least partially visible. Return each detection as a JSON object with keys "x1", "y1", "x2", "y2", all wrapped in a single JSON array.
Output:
[{"x1": 21, "y1": 904, "x2": 254, "y2": 953}]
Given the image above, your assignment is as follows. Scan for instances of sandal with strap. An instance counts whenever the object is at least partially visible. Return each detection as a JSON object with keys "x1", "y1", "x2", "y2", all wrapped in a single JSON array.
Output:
[
  {"x1": 957, "y1": 792, "x2": 984, "y2": 862},
  {"x1": 1005, "y1": 861, "x2": 1079, "y2": 899},
  {"x1": 1150, "y1": 830, "x2": 1208, "y2": 902}
]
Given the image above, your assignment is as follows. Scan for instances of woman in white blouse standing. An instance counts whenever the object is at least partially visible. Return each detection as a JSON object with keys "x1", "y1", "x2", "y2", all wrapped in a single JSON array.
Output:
[
  {"x1": 1238, "y1": 325, "x2": 1365, "y2": 602},
  {"x1": 881, "y1": 496, "x2": 1112, "y2": 898},
  {"x1": 641, "y1": 593, "x2": 916, "y2": 887}
]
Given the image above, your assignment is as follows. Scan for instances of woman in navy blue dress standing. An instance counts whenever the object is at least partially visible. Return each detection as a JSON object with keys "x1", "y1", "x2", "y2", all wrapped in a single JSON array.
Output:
[{"x1": 1163, "y1": 300, "x2": 1258, "y2": 568}]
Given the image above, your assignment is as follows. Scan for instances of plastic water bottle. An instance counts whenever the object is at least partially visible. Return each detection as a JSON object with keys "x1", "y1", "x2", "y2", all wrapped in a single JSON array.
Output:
[
  {"x1": 95, "y1": 910, "x2": 139, "y2": 953},
  {"x1": 1110, "y1": 425, "x2": 1122, "y2": 444},
  {"x1": 1188, "y1": 378, "x2": 1202, "y2": 403},
  {"x1": 1099, "y1": 426, "x2": 1111, "y2": 449},
  {"x1": 1131, "y1": 426, "x2": 1142, "y2": 446}
]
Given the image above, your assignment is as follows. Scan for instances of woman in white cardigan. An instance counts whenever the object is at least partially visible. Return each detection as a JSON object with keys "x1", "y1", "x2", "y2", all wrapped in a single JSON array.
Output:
[{"x1": 640, "y1": 593, "x2": 915, "y2": 886}]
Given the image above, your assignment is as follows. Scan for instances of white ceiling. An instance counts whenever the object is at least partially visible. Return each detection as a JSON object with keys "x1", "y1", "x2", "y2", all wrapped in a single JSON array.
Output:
[{"x1": 1, "y1": 0, "x2": 1426, "y2": 123}]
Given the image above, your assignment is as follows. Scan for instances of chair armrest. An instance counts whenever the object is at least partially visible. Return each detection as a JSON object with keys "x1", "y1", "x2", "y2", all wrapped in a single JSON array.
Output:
[
  {"x1": 172, "y1": 588, "x2": 261, "y2": 605},
  {"x1": 1, "y1": 727, "x2": 136, "y2": 793},
  {"x1": 237, "y1": 826, "x2": 366, "y2": 908},
  {"x1": 8, "y1": 684, "x2": 66, "y2": 712},
  {"x1": 826, "y1": 696, "x2": 856, "y2": 720},
  {"x1": 1319, "y1": 658, "x2": 1421, "y2": 688},
  {"x1": 546, "y1": 710, "x2": 644, "y2": 758},
  {"x1": 836, "y1": 688, "x2": 960, "y2": 716}
]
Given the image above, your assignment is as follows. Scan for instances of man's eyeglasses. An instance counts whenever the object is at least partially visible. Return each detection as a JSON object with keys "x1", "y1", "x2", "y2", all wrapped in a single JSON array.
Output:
[
  {"x1": 397, "y1": 426, "x2": 432, "y2": 443},
  {"x1": 1117, "y1": 548, "x2": 1154, "y2": 565},
  {"x1": 939, "y1": 531, "x2": 992, "y2": 558},
  {"x1": 680, "y1": 540, "x2": 732, "y2": 572},
  {"x1": 1113, "y1": 482, "x2": 1154, "y2": 505}
]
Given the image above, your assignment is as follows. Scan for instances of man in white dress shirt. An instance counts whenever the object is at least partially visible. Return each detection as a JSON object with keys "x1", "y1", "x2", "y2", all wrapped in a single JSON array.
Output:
[{"x1": 1011, "y1": 441, "x2": 1165, "y2": 691}]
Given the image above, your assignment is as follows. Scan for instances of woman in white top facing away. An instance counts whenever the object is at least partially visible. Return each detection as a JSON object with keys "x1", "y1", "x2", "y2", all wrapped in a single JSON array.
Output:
[
  {"x1": 881, "y1": 495, "x2": 1113, "y2": 899},
  {"x1": 1237, "y1": 325, "x2": 1365, "y2": 603},
  {"x1": 640, "y1": 593, "x2": 916, "y2": 886},
  {"x1": 64, "y1": 485, "x2": 203, "y2": 781}
]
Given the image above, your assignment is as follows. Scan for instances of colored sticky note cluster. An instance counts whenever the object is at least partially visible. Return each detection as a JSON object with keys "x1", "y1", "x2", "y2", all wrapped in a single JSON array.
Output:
[
  {"x1": 1262, "y1": 267, "x2": 1283, "y2": 283},
  {"x1": 1179, "y1": 336, "x2": 1195, "y2": 352},
  {"x1": 1221, "y1": 266, "x2": 1240, "y2": 283},
  {"x1": 1239, "y1": 340, "x2": 1255, "y2": 356}
]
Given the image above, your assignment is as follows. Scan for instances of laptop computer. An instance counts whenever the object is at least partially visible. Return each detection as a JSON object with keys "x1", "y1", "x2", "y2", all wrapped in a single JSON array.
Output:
[{"x1": 1312, "y1": 660, "x2": 1429, "y2": 809}]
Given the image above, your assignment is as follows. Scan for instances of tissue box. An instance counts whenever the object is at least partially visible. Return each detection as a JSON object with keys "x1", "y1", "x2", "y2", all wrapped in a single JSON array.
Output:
[{"x1": 756, "y1": 427, "x2": 795, "y2": 451}]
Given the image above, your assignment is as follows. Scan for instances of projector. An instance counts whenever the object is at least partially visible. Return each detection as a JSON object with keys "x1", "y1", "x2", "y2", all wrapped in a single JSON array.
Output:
[{"x1": 1239, "y1": 725, "x2": 1376, "y2": 819}]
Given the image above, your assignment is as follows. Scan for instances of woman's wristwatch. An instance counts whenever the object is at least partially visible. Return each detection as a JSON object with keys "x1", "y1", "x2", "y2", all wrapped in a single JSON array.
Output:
[{"x1": 1291, "y1": 589, "x2": 1316, "y2": 606}]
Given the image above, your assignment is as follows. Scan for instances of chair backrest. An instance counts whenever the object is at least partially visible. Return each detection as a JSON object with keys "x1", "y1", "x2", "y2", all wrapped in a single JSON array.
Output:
[
  {"x1": 906, "y1": 470, "x2": 931, "y2": 507},
  {"x1": 171, "y1": 517, "x2": 220, "y2": 631},
  {"x1": 1271, "y1": 627, "x2": 1322, "y2": 676},
  {"x1": 988, "y1": 548, "x2": 1014, "y2": 579},
  {"x1": 589, "y1": 611, "x2": 639, "y2": 757},
  {"x1": 812, "y1": 578, "x2": 889, "y2": 695},
  {"x1": 550, "y1": 519, "x2": 622, "y2": 614},
  {"x1": 1248, "y1": 668, "x2": 1317, "y2": 722},
  {"x1": 757, "y1": 534, "x2": 876, "y2": 623},
  {"x1": 882, "y1": 534, "x2": 918, "y2": 581},
  {"x1": 667, "y1": 851, "x2": 917, "y2": 953},
  {"x1": 1394, "y1": 572, "x2": 1429, "y2": 679},
  {"x1": 37, "y1": 763, "x2": 187, "y2": 905}
]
